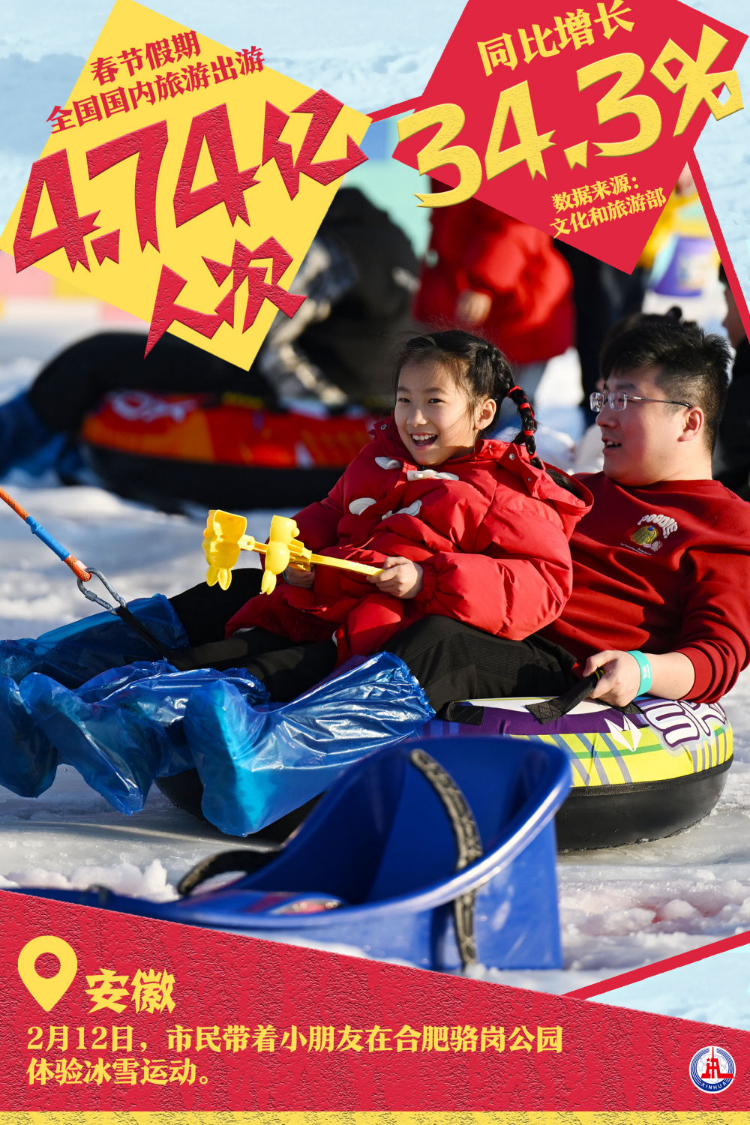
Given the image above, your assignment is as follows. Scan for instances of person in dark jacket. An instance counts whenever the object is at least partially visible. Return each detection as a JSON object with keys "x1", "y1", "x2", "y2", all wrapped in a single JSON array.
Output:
[
  {"x1": 0, "y1": 189, "x2": 420, "y2": 477},
  {"x1": 713, "y1": 264, "x2": 750, "y2": 497},
  {"x1": 260, "y1": 185, "x2": 420, "y2": 407}
]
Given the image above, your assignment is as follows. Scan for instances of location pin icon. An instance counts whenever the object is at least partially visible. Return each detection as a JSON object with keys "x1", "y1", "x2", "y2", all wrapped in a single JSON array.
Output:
[{"x1": 18, "y1": 935, "x2": 78, "y2": 1012}]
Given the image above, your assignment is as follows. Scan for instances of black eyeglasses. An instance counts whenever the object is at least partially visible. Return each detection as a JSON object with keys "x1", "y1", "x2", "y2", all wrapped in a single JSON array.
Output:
[{"x1": 590, "y1": 391, "x2": 692, "y2": 413}]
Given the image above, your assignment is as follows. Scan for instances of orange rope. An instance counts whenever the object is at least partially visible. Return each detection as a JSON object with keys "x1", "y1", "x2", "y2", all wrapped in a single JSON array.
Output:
[
  {"x1": 61, "y1": 556, "x2": 92, "y2": 583},
  {"x1": 0, "y1": 485, "x2": 29, "y2": 521},
  {"x1": 0, "y1": 484, "x2": 91, "y2": 582}
]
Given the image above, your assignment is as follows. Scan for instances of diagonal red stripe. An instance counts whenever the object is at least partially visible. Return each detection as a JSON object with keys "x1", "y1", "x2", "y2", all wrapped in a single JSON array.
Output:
[
  {"x1": 566, "y1": 925, "x2": 750, "y2": 1000},
  {"x1": 689, "y1": 151, "x2": 750, "y2": 342},
  {"x1": 366, "y1": 98, "x2": 418, "y2": 121}
]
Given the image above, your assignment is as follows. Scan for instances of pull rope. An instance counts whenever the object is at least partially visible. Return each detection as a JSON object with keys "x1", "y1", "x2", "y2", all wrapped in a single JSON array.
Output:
[
  {"x1": 0, "y1": 485, "x2": 189, "y2": 663},
  {"x1": 0, "y1": 484, "x2": 91, "y2": 583}
]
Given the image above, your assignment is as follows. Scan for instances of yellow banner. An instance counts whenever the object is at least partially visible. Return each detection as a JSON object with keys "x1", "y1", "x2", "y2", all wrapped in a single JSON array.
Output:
[{"x1": 0, "y1": 0, "x2": 369, "y2": 369}]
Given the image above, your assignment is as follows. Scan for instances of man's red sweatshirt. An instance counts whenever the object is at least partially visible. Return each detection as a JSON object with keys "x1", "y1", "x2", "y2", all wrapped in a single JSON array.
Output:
[{"x1": 542, "y1": 472, "x2": 750, "y2": 702}]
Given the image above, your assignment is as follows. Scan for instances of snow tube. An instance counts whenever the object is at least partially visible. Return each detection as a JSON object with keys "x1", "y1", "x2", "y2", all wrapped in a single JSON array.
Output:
[
  {"x1": 11, "y1": 733, "x2": 570, "y2": 972},
  {"x1": 432, "y1": 696, "x2": 733, "y2": 849},
  {"x1": 80, "y1": 392, "x2": 374, "y2": 509},
  {"x1": 158, "y1": 694, "x2": 733, "y2": 850}
]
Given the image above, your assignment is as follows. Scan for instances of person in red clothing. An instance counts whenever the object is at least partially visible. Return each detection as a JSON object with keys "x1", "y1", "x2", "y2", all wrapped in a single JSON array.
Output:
[
  {"x1": 361, "y1": 316, "x2": 745, "y2": 710},
  {"x1": 171, "y1": 318, "x2": 747, "y2": 713},
  {"x1": 413, "y1": 192, "x2": 574, "y2": 409},
  {"x1": 217, "y1": 330, "x2": 591, "y2": 697},
  {"x1": 542, "y1": 316, "x2": 750, "y2": 705}
]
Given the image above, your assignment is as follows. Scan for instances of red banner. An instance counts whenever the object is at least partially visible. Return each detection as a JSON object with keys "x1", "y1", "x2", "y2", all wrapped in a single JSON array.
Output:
[
  {"x1": 3, "y1": 890, "x2": 750, "y2": 1111},
  {"x1": 393, "y1": 0, "x2": 746, "y2": 271}
]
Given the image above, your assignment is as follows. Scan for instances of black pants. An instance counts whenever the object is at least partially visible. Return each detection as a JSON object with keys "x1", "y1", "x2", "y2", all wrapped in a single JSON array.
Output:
[
  {"x1": 553, "y1": 245, "x2": 646, "y2": 417},
  {"x1": 169, "y1": 570, "x2": 578, "y2": 713}
]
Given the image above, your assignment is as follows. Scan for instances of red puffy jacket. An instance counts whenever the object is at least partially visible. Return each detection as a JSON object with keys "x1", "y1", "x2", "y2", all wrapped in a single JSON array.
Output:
[
  {"x1": 414, "y1": 195, "x2": 574, "y2": 365},
  {"x1": 227, "y1": 420, "x2": 592, "y2": 662}
]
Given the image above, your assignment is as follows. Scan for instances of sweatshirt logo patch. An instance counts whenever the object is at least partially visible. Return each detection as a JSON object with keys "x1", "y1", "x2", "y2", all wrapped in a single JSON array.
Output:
[{"x1": 627, "y1": 512, "x2": 679, "y2": 552}]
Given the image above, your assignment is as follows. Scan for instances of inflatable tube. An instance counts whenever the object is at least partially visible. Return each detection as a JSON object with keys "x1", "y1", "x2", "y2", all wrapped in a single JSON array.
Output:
[
  {"x1": 157, "y1": 695, "x2": 733, "y2": 850},
  {"x1": 80, "y1": 392, "x2": 374, "y2": 509},
  {"x1": 434, "y1": 696, "x2": 733, "y2": 849}
]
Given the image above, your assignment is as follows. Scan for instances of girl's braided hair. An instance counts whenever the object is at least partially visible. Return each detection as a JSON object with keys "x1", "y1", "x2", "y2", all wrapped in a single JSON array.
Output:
[{"x1": 393, "y1": 330, "x2": 542, "y2": 467}]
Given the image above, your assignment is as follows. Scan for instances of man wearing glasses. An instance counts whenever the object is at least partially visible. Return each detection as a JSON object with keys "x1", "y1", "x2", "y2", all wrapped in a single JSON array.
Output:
[{"x1": 537, "y1": 315, "x2": 750, "y2": 707}]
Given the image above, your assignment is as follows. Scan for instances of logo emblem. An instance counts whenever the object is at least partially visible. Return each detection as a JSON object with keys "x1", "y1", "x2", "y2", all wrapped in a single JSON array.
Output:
[
  {"x1": 626, "y1": 511, "x2": 679, "y2": 553},
  {"x1": 689, "y1": 1046, "x2": 736, "y2": 1093},
  {"x1": 631, "y1": 523, "x2": 659, "y2": 546}
]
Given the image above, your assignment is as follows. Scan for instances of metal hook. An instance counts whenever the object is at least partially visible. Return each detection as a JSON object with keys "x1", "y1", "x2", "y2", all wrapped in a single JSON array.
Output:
[{"x1": 76, "y1": 568, "x2": 128, "y2": 615}]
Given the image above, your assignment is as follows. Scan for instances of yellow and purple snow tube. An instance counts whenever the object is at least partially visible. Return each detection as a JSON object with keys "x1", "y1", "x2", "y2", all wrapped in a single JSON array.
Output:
[{"x1": 428, "y1": 696, "x2": 733, "y2": 850}]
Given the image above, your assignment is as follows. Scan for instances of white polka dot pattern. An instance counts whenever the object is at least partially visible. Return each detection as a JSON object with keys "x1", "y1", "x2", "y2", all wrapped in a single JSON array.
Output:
[
  {"x1": 349, "y1": 497, "x2": 377, "y2": 515},
  {"x1": 406, "y1": 469, "x2": 459, "y2": 482}
]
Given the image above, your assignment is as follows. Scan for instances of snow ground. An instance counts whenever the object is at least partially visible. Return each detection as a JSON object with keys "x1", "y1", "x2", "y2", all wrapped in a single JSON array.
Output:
[{"x1": 2, "y1": 293, "x2": 750, "y2": 1005}]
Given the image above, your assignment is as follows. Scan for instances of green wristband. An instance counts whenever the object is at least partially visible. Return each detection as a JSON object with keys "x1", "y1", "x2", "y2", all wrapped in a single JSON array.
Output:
[{"x1": 627, "y1": 650, "x2": 653, "y2": 696}]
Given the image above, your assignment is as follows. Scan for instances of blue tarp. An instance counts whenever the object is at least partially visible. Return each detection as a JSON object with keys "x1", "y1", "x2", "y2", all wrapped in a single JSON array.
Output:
[
  {"x1": 0, "y1": 603, "x2": 434, "y2": 835},
  {"x1": 0, "y1": 594, "x2": 194, "y2": 800},
  {"x1": 15, "y1": 662, "x2": 269, "y2": 813},
  {"x1": 0, "y1": 594, "x2": 189, "y2": 687},
  {"x1": 185, "y1": 655, "x2": 435, "y2": 836}
]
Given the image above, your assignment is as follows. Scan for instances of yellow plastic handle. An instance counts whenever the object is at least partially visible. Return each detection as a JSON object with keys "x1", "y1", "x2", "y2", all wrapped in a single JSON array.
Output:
[
  {"x1": 202, "y1": 509, "x2": 382, "y2": 593},
  {"x1": 309, "y1": 553, "x2": 382, "y2": 577}
]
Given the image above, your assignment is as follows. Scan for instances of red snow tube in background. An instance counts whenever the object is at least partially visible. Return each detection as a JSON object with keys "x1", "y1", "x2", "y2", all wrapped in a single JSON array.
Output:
[{"x1": 80, "y1": 391, "x2": 375, "y2": 510}]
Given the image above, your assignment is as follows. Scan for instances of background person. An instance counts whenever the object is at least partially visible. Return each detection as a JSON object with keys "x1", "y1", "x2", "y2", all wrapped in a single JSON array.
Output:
[
  {"x1": 0, "y1": 188, "x2": 419, "y2": 478},
  {"x1": 713, "y1": 263, "x2": 750, "y2": 497},
  {"x1": 413, "y1": 185, "x2": 574, "y2": 415}
]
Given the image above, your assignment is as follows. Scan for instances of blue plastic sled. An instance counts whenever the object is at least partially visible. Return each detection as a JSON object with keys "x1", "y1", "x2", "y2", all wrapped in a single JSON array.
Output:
[{"x1": 12, "y1": 733, "x2": 570, "y2": 972}]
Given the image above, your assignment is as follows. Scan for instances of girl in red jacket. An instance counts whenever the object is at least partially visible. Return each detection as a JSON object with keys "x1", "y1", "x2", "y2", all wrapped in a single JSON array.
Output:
[{"x1": 224, "y1": 330, "x2": 591, "y2": 703}]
